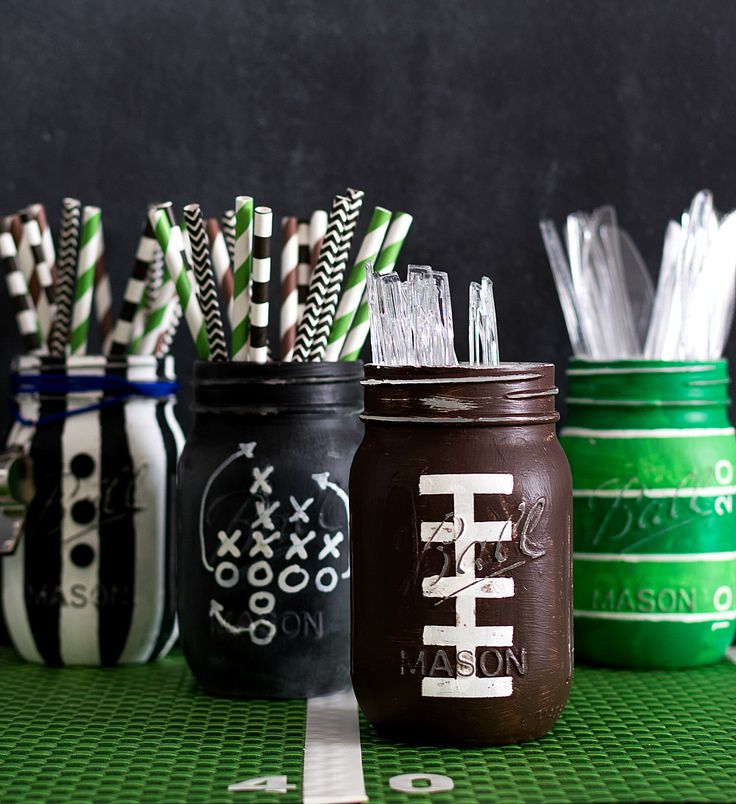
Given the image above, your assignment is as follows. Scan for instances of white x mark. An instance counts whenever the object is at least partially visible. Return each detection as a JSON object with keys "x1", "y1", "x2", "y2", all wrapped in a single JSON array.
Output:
[
  {"x1": 217, "y1": 529, "x2": 242, "y2": 558},
  {"x1": 252, "y1": 499, "x2": 280, "y2": 531},
  {"x1": 319, "y1": 531, "x2": 344, "y2": 561},
  {"x1": 250, "y1": 466, "x2": 274, "y2": 495},
  {"x1": 250, "y1": 530, "x2": 280, "y2": 559},
  {"x1": 288, "y1": 495, "x2": 314, "y2": 524},
  {"x1": 286, "y1": 530, "x2": 316, "y2": 560}
]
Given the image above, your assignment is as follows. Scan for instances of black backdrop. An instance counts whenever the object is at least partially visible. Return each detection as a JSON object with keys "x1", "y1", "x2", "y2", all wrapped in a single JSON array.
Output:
[{"x1": 2, "y1": 0, "x2": 736, "y2": 431}]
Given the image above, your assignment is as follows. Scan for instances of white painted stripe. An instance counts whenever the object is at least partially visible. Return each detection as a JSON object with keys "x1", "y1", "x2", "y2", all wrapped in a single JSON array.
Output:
[
  {"x1": 2, "y1": 515, "x2": 43, "y2": 663},
  {"x1": 119, "y1": 366, "x2": 167, "y2": 662},
  {"x1": 422, "y1": 575, "x2": 514, "y2": 598},
  {"x1": 422, "y1": 676, "x2": 512, "y2": 698},
  {"x1": 567, "y1": 397, "x2": 719, "y2": 407},
  {"x1": 303, "y1": 689, "x2": 367, "y2": 804},
  {"x1": 573, "y1": 485, "x2": 736, "y2": 499},
  {"x1": 568, "y1": 365, "x2": 716, "y2": 376},
  {"x1": 60, "y1": 365, "x2": 101, "y2": 665},
  {"x1": 250, "y1": 303, "x2": 269, "y2": 327},
  {"x1": 136, "y1": 237, "x2": 158, "y2": 262},
  {"x1": 561, "y1": 426, "x2": 735, "y2": 439},
  {"x1": 574, "y1": 551, "x2": 736, "y2": 563},
  {"x1": 0, "y1": 231, "x2": 15, "y2": 255},
  {"x1": 423, "y1": 625, "x2": 514, "y2": 646},
  {"x1": 574, "y1": 609, "x2": 736, "y2": 623},
  {"x1": 16, "y1": 309, "x2": 36, "y2": 334},
  {"x1": 726, "y1": 646, "x2": 736, "y2": 663},
  {"x1": 421, "y1": 520, "x2": 511, "y2": 543}
]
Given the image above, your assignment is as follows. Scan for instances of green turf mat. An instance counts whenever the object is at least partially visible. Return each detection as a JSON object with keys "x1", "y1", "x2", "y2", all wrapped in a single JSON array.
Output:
[{"x1": 0, "y1": 647, "x2": 735, "y2": 803}]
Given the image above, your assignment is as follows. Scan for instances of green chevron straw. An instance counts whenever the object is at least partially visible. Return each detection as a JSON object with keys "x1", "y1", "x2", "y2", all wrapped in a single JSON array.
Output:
[
  {"x1": 70, "y1": 206, "x2": 102, "y2": 354},
  {"x1": 148, "y1": 206, "x2": 209, "y2": 359},
  {"x1": 232, "y1": 195, "x2": 254, "y2": 361},
  {"x1": 323, "y1": 206, "x2": 391, "y2": 361},
  {"x1": 339, "y1": 210, "x2": 413, "y2": 362}
]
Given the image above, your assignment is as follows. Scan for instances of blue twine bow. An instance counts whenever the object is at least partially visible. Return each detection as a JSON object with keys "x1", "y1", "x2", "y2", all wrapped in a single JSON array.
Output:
[{"x1": 9, "y1": 373, "x2": 180, "y2": 427}]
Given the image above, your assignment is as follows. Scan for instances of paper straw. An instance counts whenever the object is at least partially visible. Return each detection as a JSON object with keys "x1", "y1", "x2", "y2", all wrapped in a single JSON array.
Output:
[
  {"x1": 92, "y1": 219, "x2": 114, "y2": 353},
  {"x1": 249, "y1": 206, "x2": 272, "y2": 363},
  {"x1": 221, "y1": 209, "x2": 236, "y2": 268},
  {"x1": 206, "y1": 218, "x2": 234, "y2": 326},
  {"x1": 184, "y1": 204, "x2": 228, "y2": 362},
  {"x1": 309, "y1": 209, "x2": 328, "y2": 273},
  {"x1": 297, "y1": 220, "x2": 310, "y2": 325},
  {"x1": 70, "y1": 206, "x2": 102, "y2": 355},
  {"x1": 232, "y1": 196, "x2": 254, "y2": 361},
  {"x1": 323, "y1": 205, "x2": 391, "y2": 361},
  {"x1": 155, "y1": 299, "x2": 182, "y2": 357},
  {"x1": 108, "y1": 219, "x2": 160, "y2": 355},
  {"x1": 0, "y1": 218, "x2": 42, "y2": 353},
  {"x1": 280, "y1": 216, "x2": 299, "y2": 360},
  {"x1": 339, "y1": 210, "x2": 413, "y2": 362},
  {"x1": 19, "y1": 208, "x2": 55, "y2": 343},
  {"x1": 148, "y1": 205, "x2": 210, "y2": 360},
  {"x1": 293, "y1": 196, "x2": 350, "y2": 362},
  {"x1": 309, "y1": 189, "x2": 365, "y2": 361},
  {"x1": 48, "y1": 198, "x2": 82, "y2": 355},
  {"x1": 29, "y1": 203, "x2": 57, "y2": 284},
  {"x1": 131, "y1": 278, "x2": 178, "y2": 356}
]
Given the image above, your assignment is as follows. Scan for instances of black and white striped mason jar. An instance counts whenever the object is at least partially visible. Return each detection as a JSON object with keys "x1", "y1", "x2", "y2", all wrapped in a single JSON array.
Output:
[{"x1": 0, "y1": 355, "x2": 183, "y2": 666}]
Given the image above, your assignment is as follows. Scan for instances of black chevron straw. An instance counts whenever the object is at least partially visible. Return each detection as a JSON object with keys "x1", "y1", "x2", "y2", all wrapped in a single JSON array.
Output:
[
  {"x1": 308, "y1": 187, "x2": 364, "y2": 360},
  {"x1": 292, "y1": 193, "x2": 351, "y2": 362},
  {"x1": 48, "y1": 197, "x2": 81, "y2": 355},
  {"x1": 184, "y1": 204, "x2": 229, "y2": 361}
]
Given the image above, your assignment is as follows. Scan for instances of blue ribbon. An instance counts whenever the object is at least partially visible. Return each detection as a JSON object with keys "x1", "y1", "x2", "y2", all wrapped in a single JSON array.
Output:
[{"x1": 10, "y1": 373, "x2": 180, "y2": 427}]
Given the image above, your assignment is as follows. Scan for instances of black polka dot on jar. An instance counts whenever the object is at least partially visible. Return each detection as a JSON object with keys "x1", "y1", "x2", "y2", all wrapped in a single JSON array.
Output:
[
  {"x1": 70, "y1": 453, "x2": 95, "y2": 479},
  {"x1": 70, "y1": 543, "x2": 95, "y2": 568},
  {"x1": 71, "y1": 499, "x2": 96, "y2": 525}
]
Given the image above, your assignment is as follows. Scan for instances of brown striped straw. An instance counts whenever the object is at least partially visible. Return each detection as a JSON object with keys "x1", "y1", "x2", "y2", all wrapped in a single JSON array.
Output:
[
  {"x1": 206, "y1": 218, "x2": 234, "y2": 326},
  {"x1": 280, "y1": 216, "x2": 299, "y2": 360}
]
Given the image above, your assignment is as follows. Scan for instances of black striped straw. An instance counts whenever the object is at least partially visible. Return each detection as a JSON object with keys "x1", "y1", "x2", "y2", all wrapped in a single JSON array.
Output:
[
  {"x1": 292, "y1": 194, "x2": 350, "y2": 362},
  {"x1": 249, "y1": 207, "x2": 272, "y2": 363},
  {"x1": 19, "y1": 208, "x2": 55, "y2": 343},
  {"x1": 308, "y1": 188, "x2": 364, "y2": 361},
  {"x1": 183, "y1": 204, "x2": 228, "y2": 362},
  {"x1": 48, "y1": 198, "x2": 81, "y2": 355},
  {"x1": 108, "y1": 219, "x2": 160, "y2": 356},
  {"x1": 0, "y1": 217, "x2": 42, "y2": 353}
]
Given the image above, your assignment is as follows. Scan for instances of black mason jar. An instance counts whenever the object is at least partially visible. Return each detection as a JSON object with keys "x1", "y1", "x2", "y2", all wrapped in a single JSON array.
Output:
[{"x1": 178, "y1": 361, "x2": 364, "y2": 698}]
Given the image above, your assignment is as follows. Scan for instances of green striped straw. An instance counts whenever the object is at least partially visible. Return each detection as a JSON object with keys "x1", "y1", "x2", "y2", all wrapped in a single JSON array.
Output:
[
  {"x1": 339, "y1": 211, "x2": 413, "y2": 362},
  {"x1": 130, "y1": 277, "x2": 178, "y2": 355},
  {"x1": 232, "y1": 195, "x2": 254, "y2": 361},
  {"x1": 70, "y1": 206, "x2": 102, "y2": 355},
  {"x1": 323, "y1": 206, "x2": 391, "y2": 361},
  {"x1": 147, "y1": 205, "x2": 210, "y2": 360}
]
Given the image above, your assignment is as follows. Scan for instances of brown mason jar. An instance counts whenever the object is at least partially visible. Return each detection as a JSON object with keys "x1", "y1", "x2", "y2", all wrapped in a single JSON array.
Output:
[{"x1": 350, "y1": 363, "x2": 573, "y2": 745}]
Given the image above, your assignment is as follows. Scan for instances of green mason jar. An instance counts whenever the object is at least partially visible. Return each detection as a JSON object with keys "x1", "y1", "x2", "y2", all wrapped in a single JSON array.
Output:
[{"x1": 560, "y1": 358, "x2": 736, "y2": 668}]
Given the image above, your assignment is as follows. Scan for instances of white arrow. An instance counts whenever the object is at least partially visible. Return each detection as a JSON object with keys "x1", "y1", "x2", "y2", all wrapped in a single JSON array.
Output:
[
  {"x1": 311, "y1": 471, "x2": 350, "y2": 520},
  {"x1": 199, "y1": 442, "x2": 256, "y2": 571},
  {"x1": 209, "y1": 598, "x2": 250, "y2": 636}
]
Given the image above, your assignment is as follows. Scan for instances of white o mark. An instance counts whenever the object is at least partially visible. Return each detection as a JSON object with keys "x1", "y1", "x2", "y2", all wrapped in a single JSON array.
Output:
[
  {"x1": 249, "y1": 591, "x2": 275, "y2": 615},
  {"x1": 278, "y1": 564, "x2": 309, "y2": 594},
  {"x1": 389, "y1": 773, "x2": 454, "y2": 794},
  {"x1": 247, "y1": 560, "x2": 273, "y2": 588},
  {"x1": 315, "y1": 567, "x2": 338, "y2": 593},
  {"x1": 215, "y1": 561, "x2": 239, "y2": 589},
  {"x1": 716, "y1": 459, "x2": 734, "y2": 485},
  {"x1": 714, "y1": 585, "x2": 733, "y2": 612},
  {"x1": 249, "y1": 619, "x2": 277, "y2": 646}
]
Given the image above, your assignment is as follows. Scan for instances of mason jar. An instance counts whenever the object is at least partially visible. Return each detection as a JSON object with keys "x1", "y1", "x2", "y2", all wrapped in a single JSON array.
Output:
[
  {"x1": 350, "y1": 363, "x2": 573, "y2": 745},
  {"x1": 560, "y1": 358, "x2": 736, "y2": 668},
  {"x1": 178, "y1": 361, "x2": 363, "y2": 698},
  {"x1": 0, "y1": 354, "x2": 182, "y2": 666}
]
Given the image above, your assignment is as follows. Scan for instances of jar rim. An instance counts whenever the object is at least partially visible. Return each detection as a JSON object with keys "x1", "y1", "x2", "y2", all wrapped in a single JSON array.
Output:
[
  {"x1": 194, "y1": 359, "x2": 363, "y2": 386},
  {"x1": 363, "y1": 362, "x2": 554, "y2": 386}
]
